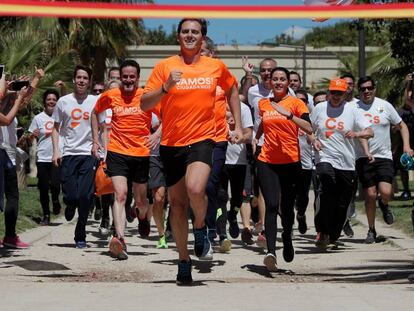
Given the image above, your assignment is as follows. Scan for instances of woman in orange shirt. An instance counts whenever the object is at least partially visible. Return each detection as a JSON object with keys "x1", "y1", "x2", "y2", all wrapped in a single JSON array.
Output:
[{"x1": 255, "y1": 67, "x2": 312, "y2": 272}]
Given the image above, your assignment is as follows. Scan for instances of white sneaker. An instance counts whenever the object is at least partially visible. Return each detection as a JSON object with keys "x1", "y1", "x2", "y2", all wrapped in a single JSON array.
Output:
[{"x1": 99, "y1": 226, "x2": 110, "y2": 237}]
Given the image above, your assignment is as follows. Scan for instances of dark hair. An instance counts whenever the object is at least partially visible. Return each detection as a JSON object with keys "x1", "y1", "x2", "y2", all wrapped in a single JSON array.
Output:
[
  {"x1": 42, "y1": 89, "x2": 59, "y2": 106},
  {"x1": 177, "y1": 18, "x2": 207, "y2": 36},
  {"x1": 357, "y1": 76, "x2": 376, "y2": 89},
  {"x1": 289, "y1": 71, "x2": 301, "y2": 83},
  {"x1": 203, "y1": 36, "x2": 216, "y2": 53},
  {"x1": 259, "y1": 58, "x2": 277, "y2": 69},
  {"x1": 340, "y1": 72, "x2": 355, "y2": 82},
  {"x1": 73, "y1": 64, "x2": 92, "y2": 80},
  {"x1": 295, "y1": 88, "x2": 308, "y2": 101},
  {"x1": 313, "y1": 90, "x2": 327, "y2": 98},
  {"x1": 120, "y1": 59, "x2": 141, "y2": 76},
  {"x1": 107, "y1": 67, "x2": 120, "y2": 77},
  {"x1": 270, "y1": 67, "x2": 290, "y2": 81},
  {"x1": 240, "y1": 75, "x2": 259, "y2": 88}
]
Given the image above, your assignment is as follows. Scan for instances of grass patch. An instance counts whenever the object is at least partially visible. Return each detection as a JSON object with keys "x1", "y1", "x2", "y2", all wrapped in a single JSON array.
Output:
[{"x1": 355, "y1": 199, "x2": 414, "y2": 237}]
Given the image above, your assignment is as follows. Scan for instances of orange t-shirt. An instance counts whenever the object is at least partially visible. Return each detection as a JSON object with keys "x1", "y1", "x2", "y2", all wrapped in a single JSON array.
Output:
[
  {"x1": 144, "y1": 55, "x2": 236, "y2": 147},
  {"x1": 258, "y1": 96, "x2": 309, "y2": 164},
  {"x1": 94, "y1": 87, "x2": 157, "y2": 157},
  {"x1": 214, "y1": 86, "x2": 229, "y2": 143}
]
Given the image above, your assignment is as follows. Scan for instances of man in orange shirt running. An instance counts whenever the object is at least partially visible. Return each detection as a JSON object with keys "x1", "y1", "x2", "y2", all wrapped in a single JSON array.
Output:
[
  {"x1": 141, "y1": 18, "x2": 243, "y2": 285},
  {"x1": 92, "y1": 60, "x2": 157, "y2": 260}
]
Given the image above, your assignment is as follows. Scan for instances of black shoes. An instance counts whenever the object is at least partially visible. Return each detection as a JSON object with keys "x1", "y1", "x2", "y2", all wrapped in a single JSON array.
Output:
[
  {"x1": 365, "y1": 228, "x2": 377, "y2": 244},
  {"x1": 296, "y1": 214, "x2": 308, "y2": 234},
  {"x1": 176, "y1": 259, "x2": 193, "y2": 286},
  {"x1": 378, "y1": 198, "x2": 394, "y2": 225},
  {"x1": 227, "y1": 210, "x2": 240, "y2": 239},
  {"x1": 65, "y1": 205, "x2": 76, "y2": 221},
  {"x1": 343, "y1": 220, "x2": 354, "y2": 238},
  {"x1": 282, "y1": 231, "x2": 294, "y2": 263}
]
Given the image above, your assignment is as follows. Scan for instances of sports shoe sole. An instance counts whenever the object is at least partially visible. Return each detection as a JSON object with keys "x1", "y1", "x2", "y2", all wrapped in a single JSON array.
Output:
[
  {"x1": 109, "y1": 238, "x2": 128, "y2": 260},
  {"x1": 263, "y1": 254, "x2": 277, "y2": 272}
]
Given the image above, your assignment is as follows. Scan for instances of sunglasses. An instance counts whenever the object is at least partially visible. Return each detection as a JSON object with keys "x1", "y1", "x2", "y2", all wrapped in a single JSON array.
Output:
[
  {"x1": 93, "y1": 88, "x2": 104, "y2": 93},
  {"x1": 359, "y1": 86, "x2": 375, "y2": 92}
]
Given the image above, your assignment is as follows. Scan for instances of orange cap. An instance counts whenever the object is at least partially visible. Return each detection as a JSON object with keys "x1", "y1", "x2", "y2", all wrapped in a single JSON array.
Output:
[{"x1": 329, "y1": 78, "x2": 348, "y2": 92}]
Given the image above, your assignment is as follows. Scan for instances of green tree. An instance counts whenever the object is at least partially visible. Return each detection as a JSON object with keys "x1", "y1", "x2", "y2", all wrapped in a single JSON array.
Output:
[{"x1": 145, "y1": 25, "x2": 178, "y2": 45}]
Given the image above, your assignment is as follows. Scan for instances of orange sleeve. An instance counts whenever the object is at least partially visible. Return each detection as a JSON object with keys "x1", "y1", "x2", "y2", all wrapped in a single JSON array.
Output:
[
  {"x1": 292, "y1": 97, "x2": 309, "y2": 117},
  {"x1": 258, "y1": 98, "x2": 268, "y2": 117},
  {"x1": 94, "y1": 91, "x2": 111, "y2": 114},
  {"x1": 144, "y1": 62, "x2": 166, "y2": 93},
  {"x1": 217, "y1": 61, "x2": 237, "y2": 93}
]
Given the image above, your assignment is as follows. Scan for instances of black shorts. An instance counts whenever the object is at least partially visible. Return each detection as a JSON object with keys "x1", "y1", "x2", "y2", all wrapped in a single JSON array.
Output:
[
  {"x1": 148, "y1": 156, "x2": 166, "y2": 190},
  {"x1": 160, "y1": 139, "x2": 215, "y2": 187},
  {"x1": 356, "y1": 157, "x2": 394, "y2": 188},
  {"x1": 106, "y1": 150, "x2": 149, "y2": 184}
]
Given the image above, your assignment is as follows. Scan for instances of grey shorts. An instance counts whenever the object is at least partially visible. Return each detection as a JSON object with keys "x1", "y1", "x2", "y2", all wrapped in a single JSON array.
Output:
[{"x1": 148, "y1": 156, "x2": 166, "y2": 190}]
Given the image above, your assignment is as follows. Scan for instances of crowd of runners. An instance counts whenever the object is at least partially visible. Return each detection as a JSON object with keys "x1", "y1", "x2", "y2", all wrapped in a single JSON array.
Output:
[{"x1": 1, "y1": 18, "x2": 414, "y2": 285}]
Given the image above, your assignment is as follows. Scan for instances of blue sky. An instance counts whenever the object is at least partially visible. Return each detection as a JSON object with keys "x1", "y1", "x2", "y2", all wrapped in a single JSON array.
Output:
[{"x1": 144, "y1": 0, "x2": 347, "y2": 45}]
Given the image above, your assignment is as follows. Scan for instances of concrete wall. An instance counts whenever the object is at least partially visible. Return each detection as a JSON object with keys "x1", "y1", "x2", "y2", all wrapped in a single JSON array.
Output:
[{"x1": 125, "y1": 45, "x2": 378, "y2": 91}]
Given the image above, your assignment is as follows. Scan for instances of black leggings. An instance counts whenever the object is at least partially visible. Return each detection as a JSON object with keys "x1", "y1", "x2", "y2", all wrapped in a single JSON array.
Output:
[
  {"x1": 36, "y1": 162, "x2": 61, "y2": 216},
  {"x1": 216, "y1": 164, "x2": 247, "y2": 238},
  {"x1": 315, "y1": 162, "x2": 355, "y2": 241},
  {"x1": 257, "y1": 160, "x2": 300, "y2": 255},
  {"x1": 295, "y1": 168, "x2": 313, "y2": 216}
]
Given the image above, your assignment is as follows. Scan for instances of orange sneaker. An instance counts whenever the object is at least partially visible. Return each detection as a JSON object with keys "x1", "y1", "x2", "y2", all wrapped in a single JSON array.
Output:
[{"x1": 109, "y1": 236, "x2": 128, "y2": 260}]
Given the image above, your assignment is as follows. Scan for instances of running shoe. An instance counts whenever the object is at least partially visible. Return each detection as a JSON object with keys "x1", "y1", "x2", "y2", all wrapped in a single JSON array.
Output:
[
  {"x1": 109, "y1": 236, "x2": 128, "y2": 260},
  {"x1": 342, "y1": 220, "x2": 354, "y2": 238},
  {"x1": 365, "y1": 228, "x2": 377, "y2": 244},
  {"x1": 176, "y1": 259, "x2": 193, "y2": 286},
  {"x1": 400, "y1": 190, "x2": 411, "y2": 201},
  {"x1": 138, "y1": 216, "x2": 151, "y2": 238},
  {"x1": 99, "y1": 226, "x2": 110, "y2": 237},
  {"x1": 227, "y1": 210, "x2": 240, "y2": 239},
  {"x1": 241, "y1": 227, "x2": 254, "y2": 245},
  {"x1": 3, "y1": 235, "x2": 30, "y2": 249},
  {"x1": 315, "y1": 233, "x2": 330, "y2": 250},
  {"x1": 263, "y1": 253, "x2": 277, "y2": 272},
  {"x1": 281, "y1": 231, "x2": 294, "y2": 263},
  {"x1": 296, "y1": 214, "x2": 307, "y2": 234},
  {"x1": 256, "y1": 231, "x2": 267, "y2": 248},
  {"x1": 52, "y1": 201, "x2": 61, "y2": 215},
  {"x1": 94, "y1": 207, "x2": 102, "y2": 221},
  {"x1": 64, "y1": 205, "x2": 76, "y2": 221},
  {"x1": 193, "y1": 227, "x2": 213, "y2": 260},
  {"x1": 378, "y1": 199, "x2": 394, "y2": 225},
  {"x1": 75, "y1": 241, "x2": 88, "y2": 249},
  {"x1": 157, "y1": 235, "x2": 168, "y2": 249},
  {"x1": 40, "y1": 215, "x2": 50, "y2": 226},
  {"x1": 219, "y1": 238, "x2": 232, "y2": 253},
  {"x1": 126, "y1": 207, "x2": 137, "y2": 223}
]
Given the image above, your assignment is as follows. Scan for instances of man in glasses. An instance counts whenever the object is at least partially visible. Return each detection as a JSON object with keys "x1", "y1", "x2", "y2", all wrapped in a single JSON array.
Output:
[
  {"x1": 91, "y1": 82, "x2": 105, "y2": 96},
  {"x1": 355, "y1": 76, "x2": 413, "y2": 243}
]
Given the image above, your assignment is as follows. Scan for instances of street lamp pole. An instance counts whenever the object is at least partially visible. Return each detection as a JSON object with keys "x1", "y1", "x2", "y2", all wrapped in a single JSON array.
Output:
[
  {"x1": 302, "y1": 39, "x2": 307, "y2": 89},
  {"x1": 358, "y1": 19, "x2": 366, "y2": 78}
]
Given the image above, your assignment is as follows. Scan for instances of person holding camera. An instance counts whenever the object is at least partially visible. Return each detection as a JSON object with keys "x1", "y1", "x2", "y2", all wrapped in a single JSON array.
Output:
[{"x1": 0, "y1": 78, "x2": 33, "y2": 248}]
